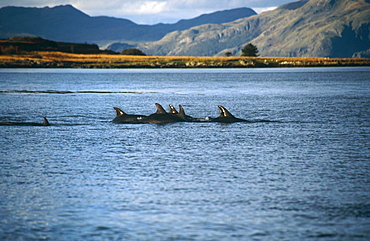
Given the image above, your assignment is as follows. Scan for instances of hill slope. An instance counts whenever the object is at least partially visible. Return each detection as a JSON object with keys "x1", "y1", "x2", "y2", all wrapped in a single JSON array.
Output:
[
  {"x1": 0, "y1": 36, "x2": 110, "y2": 54},
  {"x1": 0, "y1": 5, "x2": 256, "y2": 43},
  {"x1": 141, "y1": 0, "x2": 370, "y2": 57}
]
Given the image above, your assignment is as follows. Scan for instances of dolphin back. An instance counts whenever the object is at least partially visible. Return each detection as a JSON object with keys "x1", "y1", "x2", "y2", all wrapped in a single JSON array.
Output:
[
  {"x1": 43, "y1": 117, "x2": 50, "y2": 126},
  {"x1": 113, "y1": 107, "x2": 126, "y2": 117}
]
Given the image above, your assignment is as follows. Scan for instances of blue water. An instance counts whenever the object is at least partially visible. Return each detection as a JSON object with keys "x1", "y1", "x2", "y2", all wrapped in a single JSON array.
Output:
[{"x1": 0, "y1": 67, "x2": 369, "y2": 240}]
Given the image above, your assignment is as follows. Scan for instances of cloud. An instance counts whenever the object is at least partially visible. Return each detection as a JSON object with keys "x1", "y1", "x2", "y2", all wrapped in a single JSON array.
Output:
[
  {"x1": 0, "y1": 0, "x2": 294, "y2": 24},
  {"x1": 74, "y1": 0, "x2": 168, "y2": 15},
  {"x1": 136, "y1": 1, "x2": 167, "y2": 14},
  {"x1": 253, "y1": 7, "x2": 278, "y2": 14}
]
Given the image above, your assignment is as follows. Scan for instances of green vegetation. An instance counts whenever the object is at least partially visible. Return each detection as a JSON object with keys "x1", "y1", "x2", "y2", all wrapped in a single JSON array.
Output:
[
  {"x1": 224, "y1": 52, "x2": 232, "y2": 57},
  {"x1": 241, "y1": 43, "x2": 259, "y2": 57},
  {"x1": 121, "y1": 48, "x2": 146, "y2": 56}
]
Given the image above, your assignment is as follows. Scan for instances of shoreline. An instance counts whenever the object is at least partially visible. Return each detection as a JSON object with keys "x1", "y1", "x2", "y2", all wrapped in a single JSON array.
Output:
[{"x1": 0, "y1": 52, "x2": 369, "y2": 68}]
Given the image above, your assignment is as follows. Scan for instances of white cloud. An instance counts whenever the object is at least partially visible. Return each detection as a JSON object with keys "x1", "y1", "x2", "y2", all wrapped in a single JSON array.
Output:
[
  {"x1": 74, "y1": 0, "x2": 168, "y2": 15},
  {"x1": 136, "y1": 1, "x2": 167, "y2": 14},
  {"x1": 253, "y1": 7, "x2": 277, "y2": 14}
]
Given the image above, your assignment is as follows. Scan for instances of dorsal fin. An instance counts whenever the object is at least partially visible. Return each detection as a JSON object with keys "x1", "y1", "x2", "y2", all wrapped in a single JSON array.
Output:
[
  {"x1": 178, "y1": 105, "x2": 186, "y2": 118},
  {"x1": 113, "y1": 107, "x2": 127, "y2": 117},
  {"x1": 155, "y1": 103, "x2": 167, "y2": 114},
  {"x1": 218, "y1": 106, "x2": 235, "y2": 118},
  {"x1": 169, "y1": 105, "x2": 178, "y2": 114},
  {"x1": 43, "y1": 117, "x2": 50, "y2": 126}
]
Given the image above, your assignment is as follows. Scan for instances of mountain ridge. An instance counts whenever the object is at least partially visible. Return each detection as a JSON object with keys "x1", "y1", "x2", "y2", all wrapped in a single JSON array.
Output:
[
  {"x1": 1, "y1": 1, "x2": 369, "y2": 58},
  {"x1": 140, "y1": 0, "x2": 370, "y2": 58},
  {"x1": 0, "y1": 5, "x2": 256, "y2": 44}
]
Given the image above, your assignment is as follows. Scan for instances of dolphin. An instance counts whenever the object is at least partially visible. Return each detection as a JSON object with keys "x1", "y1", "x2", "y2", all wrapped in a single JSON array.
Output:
[
  {"x1": 140, "y1": 103, "x2": 186, "y2": 123},
  {"x1": 211, "y1": 106, "x2": 248, "y2": 123},
  {"x1": 169, "y1": 104, "x2": 193, "y2": 120},
  {"x1": 169, "y1": 104, "x2": 206, "y2": 122},
  {"x1": 169, "y1": 104, "x2": 179, "y2": 115},
  {"x1": 43, "y1": 117, "x2": 50, "y2": 126},
  {"x1": 178, "y1": 105, "x2": 194, "y2": 120},
  {"x1": 112, "y1": 107, "x2": 147, "y2": 124},
  {"x1": 0, "y1": 117, "x2": 50, "y2": 126}
]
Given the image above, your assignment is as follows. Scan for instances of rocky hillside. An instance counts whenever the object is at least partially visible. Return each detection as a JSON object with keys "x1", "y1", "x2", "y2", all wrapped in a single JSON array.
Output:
[
  {"x1": 0, "y1": 5, "x2": 256, "y2": 44},
  {"x1": 140, "y1": 0, "x2": 370, "y2": 58},
  {"x1": 1, "y1": 0, "x2": 368, "y2": 58}
]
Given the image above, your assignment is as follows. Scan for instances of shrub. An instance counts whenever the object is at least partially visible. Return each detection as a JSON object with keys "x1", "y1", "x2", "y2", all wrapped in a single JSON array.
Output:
[{"x1": 121, "y1": 48, "x2": 146, "y2": 56}]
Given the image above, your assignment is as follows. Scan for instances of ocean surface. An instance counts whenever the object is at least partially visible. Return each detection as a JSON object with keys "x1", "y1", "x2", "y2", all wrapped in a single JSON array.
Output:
[{"x1": 0, "y1": 67, "x2": 369, "y2": 240}]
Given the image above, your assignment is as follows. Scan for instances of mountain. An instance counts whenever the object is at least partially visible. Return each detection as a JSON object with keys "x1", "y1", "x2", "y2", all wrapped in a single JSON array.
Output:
[
  {"x1": 140, "y1": 0, "x2": 370, "y2": 58},
  {"x1": 1, "y1": 1, "x2": 369, "y2": 58},
  {"x1": 0, "y1": 5, "x2": 256, "y2": 44},
  {"x1": 172, "y1": 8, "x2": 256, "y2": 30}
]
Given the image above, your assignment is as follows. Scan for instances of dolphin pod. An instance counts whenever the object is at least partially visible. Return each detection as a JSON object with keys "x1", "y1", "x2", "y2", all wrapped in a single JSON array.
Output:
[
  {"x1": 113, "y1": 103, "x2": 249, "y2": 124},
  {"x1": 0, "y1": 105, "x2": 248, "y2": 126}
]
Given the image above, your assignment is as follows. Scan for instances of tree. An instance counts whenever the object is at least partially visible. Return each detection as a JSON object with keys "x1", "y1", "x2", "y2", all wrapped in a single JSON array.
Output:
[
  {"x1": 224, "y1": 52, "x2": 232, "y2": 57},
  {"x1": 241, "y1": 43, "x2": 259, "y2": 57},
  {"x1": 121, "y1": 48, "x2": 146, "y2": 56}
]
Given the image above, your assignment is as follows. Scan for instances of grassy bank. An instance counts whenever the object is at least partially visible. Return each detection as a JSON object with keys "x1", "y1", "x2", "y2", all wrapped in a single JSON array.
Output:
[{"x1": 0, "y1": 51, "x2": 369, "y2": 68}]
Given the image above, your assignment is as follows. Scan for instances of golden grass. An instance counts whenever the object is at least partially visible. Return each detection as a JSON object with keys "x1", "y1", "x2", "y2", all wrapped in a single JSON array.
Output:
[
  {"x1": 31, "y1": 52, "x2": 247, "y2": 62},
  {"x1": 0, "y1": 51, "x2": 369, "y2": 68}
]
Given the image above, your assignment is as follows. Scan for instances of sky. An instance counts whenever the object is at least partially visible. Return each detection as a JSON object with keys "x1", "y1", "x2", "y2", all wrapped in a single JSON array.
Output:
[{"x1": 0, "y1": 0, "x2": 296, "y2": 24}]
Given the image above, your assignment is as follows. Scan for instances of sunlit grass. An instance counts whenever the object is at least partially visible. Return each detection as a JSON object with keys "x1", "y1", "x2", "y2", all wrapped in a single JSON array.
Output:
[{"x1": 0, "y1": 51, "x2": 369, "y2": 68}]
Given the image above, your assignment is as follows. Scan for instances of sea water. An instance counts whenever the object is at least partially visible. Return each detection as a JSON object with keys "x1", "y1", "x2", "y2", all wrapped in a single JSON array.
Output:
[{"x1": 0, "y1": 67, "x2": 369, "y2": 240}]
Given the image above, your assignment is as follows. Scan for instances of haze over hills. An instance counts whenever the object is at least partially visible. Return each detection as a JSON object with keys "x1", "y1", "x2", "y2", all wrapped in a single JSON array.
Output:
[
  {"x1": 140, "y1": 0, "x2": 370, "y2": 58},
  {"x1": 0, "y1": 5, "x2": 256, "y2": 44},
  {"x1": 0, "y1": 0, "x2": 369, "y2": 58}
]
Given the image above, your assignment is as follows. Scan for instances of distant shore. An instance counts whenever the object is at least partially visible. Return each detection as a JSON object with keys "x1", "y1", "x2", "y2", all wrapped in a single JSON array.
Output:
[{"x1": 0, "y1": 52, "x2": 369, "y2": 68}]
